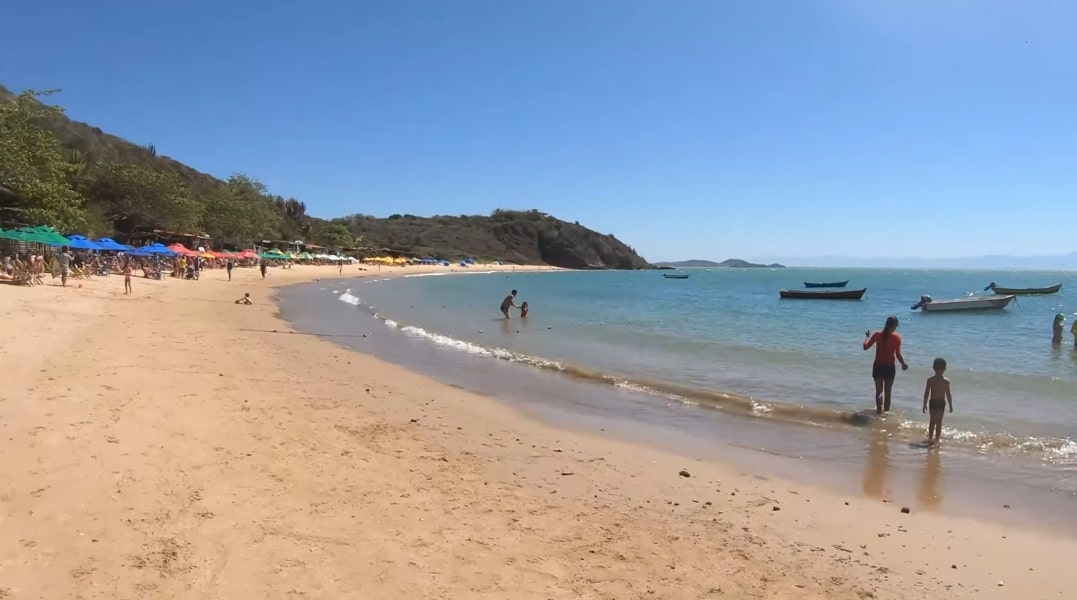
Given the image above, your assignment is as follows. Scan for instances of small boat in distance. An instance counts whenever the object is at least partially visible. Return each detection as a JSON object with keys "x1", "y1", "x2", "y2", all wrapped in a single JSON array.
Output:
[
  {"x1": 804, "y1": 280, "x2": 849, "y2": 288},
  {"x1": 911, "y1": 294, "x2": 1014, "y2": 313},
  {"x1": 779, "y1": 288, "x2": 866, "y2": 300},
  {"x1": 662, "y1": 273, "x2": 691, "y2": 279},
  {"x1": 984, "y1": 282, "x2": 1062, "y2": 296}
]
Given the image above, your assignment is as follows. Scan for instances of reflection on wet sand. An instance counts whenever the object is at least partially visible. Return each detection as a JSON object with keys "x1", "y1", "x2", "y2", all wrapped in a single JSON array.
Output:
[
  {"x1": 862, "y1": 428, "x2": 890, "y2": 499},
  {"x1": 916, "y1": 447, "x2": 944, "y2": 510}
]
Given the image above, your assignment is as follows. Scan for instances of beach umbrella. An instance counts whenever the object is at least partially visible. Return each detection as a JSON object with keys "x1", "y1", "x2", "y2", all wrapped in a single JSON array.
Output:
[
  {"x1": 0, "y1": 228, "x2": 29, "y2": 242},
  {"x1": 142, "y1": 243, "x2": 176, "y2": 256},
  {"x1": 65, "y1": 235, "x2": 104, "y2": 251},
  {"x1": 93, "y1": 237, "x2": 128, "y2": 251},
  {"x1": 15, "y1": 226, "x2": 70, "y2": 246}
]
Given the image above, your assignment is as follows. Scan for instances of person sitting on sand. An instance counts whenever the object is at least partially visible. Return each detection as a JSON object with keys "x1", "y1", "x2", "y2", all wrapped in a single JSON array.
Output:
[
  {"x1": 520, "y1": 301, "x2": 529, "y2": 318},
  {"x1": 500, "y1": 289, "x2": 518, "y2": 319},
  {"x1": 235, "y1": 293, "x2": 252, "y2": 305},
  {"x1": 922, "y1": 357, "x2": 953, "y2": 445},
  {"x1": 1052, "y1": 313, "x2": 1065, "y2": 345}
]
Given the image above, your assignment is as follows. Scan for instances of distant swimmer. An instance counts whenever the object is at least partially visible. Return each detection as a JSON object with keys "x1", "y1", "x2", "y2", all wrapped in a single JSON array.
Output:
[
  {"x1": 520, "y1": 301, "x2": 529, "y2": 318},
  {"x1": 500, "y1": 289, "x2": 518, "y2": 319},
  {"x1": 864, "y1": 315, "x2": 909, "y2": 415},
  {"x1": 922, "y1": 357, "x2": 953, "y2": 445},
  {"x1": 1052, "y1": 313, "x2": 1065, "y2": 345}
]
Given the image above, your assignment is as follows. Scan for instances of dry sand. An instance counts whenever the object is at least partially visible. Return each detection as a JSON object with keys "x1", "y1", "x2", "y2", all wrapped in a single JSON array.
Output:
[{"x1": 0, "y1": 263, "x2": 1074, "y2": 599}]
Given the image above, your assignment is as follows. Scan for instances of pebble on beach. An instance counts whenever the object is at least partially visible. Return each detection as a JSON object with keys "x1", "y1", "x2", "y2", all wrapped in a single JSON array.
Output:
[
  {"x1": 678, "y1": 469, "x2": 691, "y2": 478},
  {"x1": 900, "y1": 507, "x2": 911, "y2": 514}
]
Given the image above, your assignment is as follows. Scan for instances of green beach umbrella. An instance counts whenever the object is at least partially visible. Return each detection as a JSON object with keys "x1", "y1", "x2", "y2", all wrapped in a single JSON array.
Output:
[{"x1": 16, "y1": 225, "x2": 70, "y2": 246}]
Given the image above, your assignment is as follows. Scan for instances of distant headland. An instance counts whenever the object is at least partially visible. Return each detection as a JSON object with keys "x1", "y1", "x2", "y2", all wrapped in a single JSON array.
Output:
[{"x1": 654, "y1": 259, "x2": 785, "y2": 269}]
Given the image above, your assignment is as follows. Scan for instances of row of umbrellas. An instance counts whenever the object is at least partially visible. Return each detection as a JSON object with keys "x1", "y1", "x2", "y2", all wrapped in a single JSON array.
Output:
[{"x1": 1, "y1": 226, "x2": 353, "y2": 262}]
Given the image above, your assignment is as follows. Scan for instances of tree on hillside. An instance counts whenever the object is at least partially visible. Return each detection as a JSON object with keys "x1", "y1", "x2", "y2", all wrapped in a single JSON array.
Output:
[
  {"x1": 0, "y1": 90, "x2": 87, "y2": 231},
  {"x1": 201, "y1": 174, "x2": 282, "y2": 244},
  {"x1": 317, "y1": 220, "x2": 353, "y2": 249},
  {"x1": 78, "y1": 162, "x2": 201, "y2": 237},
  {"x1": 272, "y1": 196, "x2": 312, "y2": 240}
]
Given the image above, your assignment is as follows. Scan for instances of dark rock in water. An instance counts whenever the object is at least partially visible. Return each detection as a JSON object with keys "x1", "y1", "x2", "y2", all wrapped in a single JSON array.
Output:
[{"x1": 678, "y1": 469, "x2": 691, "y2": 478}]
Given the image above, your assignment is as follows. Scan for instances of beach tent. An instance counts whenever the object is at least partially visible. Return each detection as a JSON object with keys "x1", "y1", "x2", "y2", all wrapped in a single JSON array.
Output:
[
  {"x1": 65, "y1": 235, "x2": 104, "y2": 251},
  {"x1": 93, "y1": 237, "x2": 128, "y2": 251}
]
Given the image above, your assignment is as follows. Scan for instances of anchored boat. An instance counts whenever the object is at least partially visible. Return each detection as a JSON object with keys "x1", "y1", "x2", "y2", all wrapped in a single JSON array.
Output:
[
  {"x1": 984, "y1": 282, "x2": 1061, "y2": 296},
  {"x1": 803, "y1": 280, "x2": 849, "y2": 288},
  {"x1": 662, "y1": 273, "x2": 691, "y2": 279},
  {"x1": 779, "y1": 288, "x2": 866, "y2": 300},
  {"x1": 911, "y1": 294, "x2": 1014, "y2": 313}
]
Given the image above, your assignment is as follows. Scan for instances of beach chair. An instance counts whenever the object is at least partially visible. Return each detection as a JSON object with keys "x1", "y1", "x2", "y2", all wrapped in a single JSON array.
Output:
[{"x1": 9, "y1": 264, "x2": 33, "y2": 286}]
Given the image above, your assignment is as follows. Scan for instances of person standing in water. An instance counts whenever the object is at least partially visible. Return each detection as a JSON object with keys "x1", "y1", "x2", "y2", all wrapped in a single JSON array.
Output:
[
  {"x1": 864, "y1": 315, "x2": 909, "y2": 414},
  {"x1": 500, "y1": 289, "x2": 518, "y2": 319},
  {"x1": 922, "y1": 357, "x2": 953, "y2": 445},
  {"x1": 519, "y1": 301, "x2": 529, "y2": 318},
  {"x1": 1052, "y1": 313, "x2": 1065, "y2": 345}
]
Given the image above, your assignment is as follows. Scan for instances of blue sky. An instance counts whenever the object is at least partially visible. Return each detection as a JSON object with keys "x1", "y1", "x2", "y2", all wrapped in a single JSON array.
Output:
[{"x1": 4, "y1": 1, "x2": 1076, "y2": 262}]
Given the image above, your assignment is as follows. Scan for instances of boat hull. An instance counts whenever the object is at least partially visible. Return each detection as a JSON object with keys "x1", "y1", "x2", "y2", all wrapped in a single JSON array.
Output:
[
  {"x1": 662, "y1": 273, "x2": 690, "y2": 279},
  {"x1": 920, "y1": 295, "x2": 1014, "y2": 312},
  {"x1": 780, "y1": 288, "x2": 866, "y2": 300},
  {"x1": 988, "y1": 284, "x2": 1061, "y2": 295},
  {"x1": 803, "y1": 280, "x2": 849, "y2": 288}
]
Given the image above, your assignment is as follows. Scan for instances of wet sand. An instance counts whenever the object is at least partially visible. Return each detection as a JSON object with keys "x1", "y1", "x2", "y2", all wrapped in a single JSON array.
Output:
[{"x1": 1, "y1": 263, "x2": 1075, "y2": 599}]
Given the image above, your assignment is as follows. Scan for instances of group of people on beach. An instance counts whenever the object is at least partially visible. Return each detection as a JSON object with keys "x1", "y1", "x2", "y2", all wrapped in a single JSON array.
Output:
[{"x1": 863, "y1": 316, "x2": 953, "y2": 445}]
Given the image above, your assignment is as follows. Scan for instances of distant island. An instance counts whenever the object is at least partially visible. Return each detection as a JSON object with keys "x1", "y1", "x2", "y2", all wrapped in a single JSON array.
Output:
[{"x1": 655, "y1": 259, "x2": 785, "y2": 269}]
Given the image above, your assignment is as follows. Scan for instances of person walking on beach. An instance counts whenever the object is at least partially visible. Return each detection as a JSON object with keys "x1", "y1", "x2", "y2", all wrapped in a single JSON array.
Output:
[
  {"x1": 123, "y1": 260, "x2": 133, "y2": 295},
  {"x1": 922, "y1": 357, "x2": 953, "y2": 444},
  {"x1": 1052, "y1": 313, "x2": 1065, "y2": 345},
  {"x1": 500, "y1": 289, "x2": 518, "y2": 319},
  {"x1": 864, "y1": 315, "x2": 908, "y2": 414},
  {"x1": 260, "y1": 261, "x2": 268, "y2": 280},
  {"x1": 226, "y1": 258, "x2": 234, "y2": 281},
  {"x1": 57, "y1": 246, "x2": 73, "y2": 287}
]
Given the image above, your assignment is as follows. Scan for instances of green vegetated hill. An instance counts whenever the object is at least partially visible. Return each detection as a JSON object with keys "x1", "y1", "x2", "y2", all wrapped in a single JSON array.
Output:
[{"x1": 0, "y1": 85, "x2": 649, "y2": 268}]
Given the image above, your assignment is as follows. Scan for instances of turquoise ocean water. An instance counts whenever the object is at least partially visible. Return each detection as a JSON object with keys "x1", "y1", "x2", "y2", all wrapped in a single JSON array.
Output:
[{"x1": 334, "y1": 268, "x2": 1077, "y2": 478}]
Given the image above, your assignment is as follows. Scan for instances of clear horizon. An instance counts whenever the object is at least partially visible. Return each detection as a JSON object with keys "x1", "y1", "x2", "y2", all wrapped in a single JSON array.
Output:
[{"x1": 5, "y1": 1, "x2": 1076, "y2": 261}]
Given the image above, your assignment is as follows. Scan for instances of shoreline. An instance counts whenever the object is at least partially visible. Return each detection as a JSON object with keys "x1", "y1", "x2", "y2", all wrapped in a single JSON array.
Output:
[
  {"x1": 283, "y1": 271, "x2": 1077, "y2": 535},
  {"x1": 1, "y1": 263, "x2": 1075, "y2": 598}
]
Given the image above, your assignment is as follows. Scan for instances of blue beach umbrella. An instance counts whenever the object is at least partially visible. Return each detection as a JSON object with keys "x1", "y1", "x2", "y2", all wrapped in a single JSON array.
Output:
[
  {"x1": 65, "y1": 235, "x2": 104, "y2": 251},
  {"x1": 142, "y1": 243, "x2": 176, "y2": 256},
  {"x1": 93, "y1": 237, "x2": 129, "y2": 252}
]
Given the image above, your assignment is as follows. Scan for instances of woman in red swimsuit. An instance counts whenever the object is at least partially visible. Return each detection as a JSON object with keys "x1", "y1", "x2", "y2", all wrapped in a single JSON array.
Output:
[{"x1": 864, "y1": 315, "x2": 909, "y2": 414}]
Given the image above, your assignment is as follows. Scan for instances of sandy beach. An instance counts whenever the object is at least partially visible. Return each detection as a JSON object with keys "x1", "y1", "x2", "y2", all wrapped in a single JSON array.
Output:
[{"x1": 1, "y1": 263, "x2": 1075, "y2": 600}]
